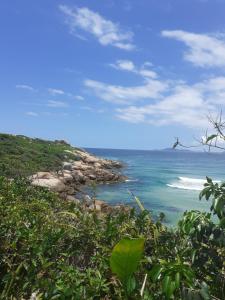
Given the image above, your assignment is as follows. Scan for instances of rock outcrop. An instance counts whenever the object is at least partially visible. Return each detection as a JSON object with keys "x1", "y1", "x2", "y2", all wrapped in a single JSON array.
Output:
[
  {"x1": 31, "y1": 148, "x2": 126, "y2": 198},
  {"x1": 32, "y1": 172, "x2": 66, "y2": 192}
]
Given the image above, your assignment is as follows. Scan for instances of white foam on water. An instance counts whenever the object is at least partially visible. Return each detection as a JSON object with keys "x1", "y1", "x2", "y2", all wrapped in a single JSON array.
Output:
[
  {"x1": 167, "y1": 176, "x2": 221, "y2": 191},
  {"x1": 125, "y1": 179, "x2": 139, "y2": 182}
]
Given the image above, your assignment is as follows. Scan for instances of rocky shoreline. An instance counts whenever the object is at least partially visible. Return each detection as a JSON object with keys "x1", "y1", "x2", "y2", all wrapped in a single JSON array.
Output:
[{"x1": 31, "y1": 148, "x2": 127, "y2": 211}]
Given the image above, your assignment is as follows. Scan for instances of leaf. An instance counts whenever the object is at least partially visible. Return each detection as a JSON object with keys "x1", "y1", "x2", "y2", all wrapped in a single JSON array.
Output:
[
  {"x1": 175, "y1": 272, "x2": 180, "y2": 289},
  {"x1": 149, "y1": 265, "x2": 163, "y2": 282},
  {"x1": 126, "y1": 276, "x2": 136, "y2": 294},
  {"x1": 110, "y1": 237, "x2": 145, "y2": 285},
  {"x1": 191, "y1": 250, "x2": 196, "y2": 264},
  {"x1": 206, "y1": 176, "x2": 212, "y2": 184},
  {"x1": 134, "y1": 196, "x2": 145, "y2": 212},
  {"x1": 162, "y1": 276, "x2": 176, "y2": 299},
  {"x1": 200, "y1": 282, "x2": 210, "y2": 300},
  {"x1": 162, "y1": 275, "x2": 171, "y2": 294},
  {"x1": 168, "y1": 281, "x2": 176, "y2": 299},
  {"x1": 214, "y1": 197, "x2": 225, "y2": 218},
  {"x1": 205, "y1": 134, "x2": 217, "y2": 144},
  {"x1": 220, "y1": 217, "x2": 225, "y2": 228}
]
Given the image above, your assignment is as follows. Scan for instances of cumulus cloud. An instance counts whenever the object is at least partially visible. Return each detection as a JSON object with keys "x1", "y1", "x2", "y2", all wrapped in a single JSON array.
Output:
[
  {"x1": 84, "y1": 63, "x2": 225, "y2": 128},
  {"x1": 82, "y1": 28, "x2": 225, "y2": 129},
  {"x1": 110, "y1": 59, "x2": 158, "y2": 79},
  {"x1": 110, "y1": 60, "x2": 136, "y2": 71},
  {"x1": 16, "y1": 84, "x2": 35, "y2": 91},
  {"x1": 162, "y1": 30, "x2": 225, "y2": 68},
  {"x1": 59, "y1": 5, "x2": 135, "y2": 50},
  {"x1": 84, "y1": 78, "x2": 168, "y2": 104},
  {"x1": 116, "y1": 78, "x2": 225, "y2": 128}
]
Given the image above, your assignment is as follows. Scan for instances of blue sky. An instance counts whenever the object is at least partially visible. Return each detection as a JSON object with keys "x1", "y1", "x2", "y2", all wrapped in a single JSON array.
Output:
[{"x1": 1, "y1": 0, "x2": 225, "y2": 149}]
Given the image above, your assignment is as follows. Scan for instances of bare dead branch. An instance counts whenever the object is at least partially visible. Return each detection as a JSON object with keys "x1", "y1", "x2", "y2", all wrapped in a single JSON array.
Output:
[{"x1": 174, "y1": 112, "x2": 225, "y2": 151}]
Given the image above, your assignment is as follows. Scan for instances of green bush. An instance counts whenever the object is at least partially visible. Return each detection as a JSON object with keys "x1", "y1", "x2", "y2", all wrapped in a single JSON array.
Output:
[{"x1": 0, "y1": 176, "x2": 224, "y2": 299}]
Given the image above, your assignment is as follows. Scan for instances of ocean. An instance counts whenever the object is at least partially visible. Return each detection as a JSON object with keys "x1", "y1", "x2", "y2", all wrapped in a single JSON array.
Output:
[{"x1": 85, "y1": 148, "x2": 225, "y2": 226}]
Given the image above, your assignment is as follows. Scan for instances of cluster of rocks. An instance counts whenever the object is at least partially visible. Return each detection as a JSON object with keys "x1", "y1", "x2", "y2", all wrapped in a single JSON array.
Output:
[
  {"x1": 31, "y1": 149, "x2": 127, "y2": 211},
  {"x1": 78, "y1": 196, "x2": 130, "y2": 214}
]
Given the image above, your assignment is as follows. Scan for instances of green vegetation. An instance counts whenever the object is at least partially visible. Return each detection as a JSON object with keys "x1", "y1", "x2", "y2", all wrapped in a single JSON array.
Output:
[
  {"x1": 0, "y1": 176, "x2": 224, "y2": 299},
  {"x1": 0, "y1": 133, "x2": 80, "y2": 177},
  {"x1": 110, "y1": 238, "x2": 145, "y2": 297},
  {"x1": 0, "y1": 132, "x2": 224, "y2": 299}
]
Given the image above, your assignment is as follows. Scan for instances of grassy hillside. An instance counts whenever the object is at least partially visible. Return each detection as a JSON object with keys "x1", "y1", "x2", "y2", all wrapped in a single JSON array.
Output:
[{"x1": 0, "y1": 133, "x2": 80, "y2": 177}]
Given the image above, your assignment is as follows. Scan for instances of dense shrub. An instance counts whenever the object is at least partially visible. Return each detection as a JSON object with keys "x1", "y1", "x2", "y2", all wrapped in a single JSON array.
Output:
[{"x1": 0, "y1": 177, "x2": 224, "y2": 299}]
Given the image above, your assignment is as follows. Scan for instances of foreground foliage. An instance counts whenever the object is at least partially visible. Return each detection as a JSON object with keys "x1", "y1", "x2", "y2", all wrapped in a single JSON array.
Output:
[{"x1": 0, "y1": 177, "x2": 224, "y2": 299}]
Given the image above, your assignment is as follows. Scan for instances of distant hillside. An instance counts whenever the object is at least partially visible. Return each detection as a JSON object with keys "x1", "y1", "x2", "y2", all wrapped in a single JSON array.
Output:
[
  {"x1": 0, "y1": 133, "x2": 81, "y2": 177},
  {"x1": 162, "y1": 148, "x2": 191, "y2": 152}
]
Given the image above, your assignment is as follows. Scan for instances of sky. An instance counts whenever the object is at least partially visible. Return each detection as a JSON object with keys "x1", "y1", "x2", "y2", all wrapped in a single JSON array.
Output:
[{"x1": 1, "y1": 0, "x2": 225, "y2": 149}]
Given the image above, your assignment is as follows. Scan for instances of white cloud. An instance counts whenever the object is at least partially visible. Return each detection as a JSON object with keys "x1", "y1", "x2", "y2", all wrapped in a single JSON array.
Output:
[
  {"x1": 16, "y1": 84, "x2": 34, "y2": 91},
  {"x1": 110, "y1": 60, "x2": 136, "y2": 71},
  {"x1": 74, "y1": 95, "x2": 84, "y2": 101},
  {"x1": 26, "y1": 111, "x2": 38, "y2": 117},
  {"x1": 59, "y1": 5, "x2": 135, "y2": 50},
  {"x1": 84, "y1": 78, "x2": 168, "y2": 104},
  {"x1": 80, "y1": 106, "x2": 105, "y2": 113},
  {"x1": 110, "y1": 59, "x2": 158, "y2": 79},
  {"x1": 116, "y1": 78, "x2": 225, "y2": 128},
  {"x1": 162, "y1": 30, "x2": 225, "y2": 68},
  {"x1": 85, "y1": 49, "x2": 225, "y2": 128},
  {"x1": 48, "y1": 88, "x2": 65, "y2": 95},
  {"x1": 47, "y1": 100, "x2": 68, "y2": 108},
  {"x1": 139, "y1": 69, "x2": 158, "y2": 79}
]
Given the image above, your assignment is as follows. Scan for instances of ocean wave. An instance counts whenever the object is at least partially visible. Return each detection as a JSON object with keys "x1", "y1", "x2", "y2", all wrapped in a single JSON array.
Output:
[
  {"x1": 167, "y1": 176, "x2": 221, "y2": 191},
  {"x1": 125, "y1": 179, "x2": 139, "y2": 182}
]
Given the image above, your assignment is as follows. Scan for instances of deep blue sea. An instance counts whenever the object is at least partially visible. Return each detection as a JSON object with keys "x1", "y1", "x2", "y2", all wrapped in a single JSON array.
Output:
[{"x1": 85, "y1": 148, "x2": 225, "y2": 226}]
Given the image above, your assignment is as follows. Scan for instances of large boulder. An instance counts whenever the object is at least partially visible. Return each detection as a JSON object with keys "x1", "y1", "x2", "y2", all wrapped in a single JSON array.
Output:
[
  {"x1": 32, "y1": 177, "x2": 66, "y2": 192},
  {"x1": 93, "y1": 162, "x2": 102, "y2": 169},
  {"x1": 66, "y1": 195, "x2": 80, "y2": 204},
  {"x1": 83, "y1": 156, "x2": 99, "y2": 164},
  {"x1": 88, "y1": 174, "x2": 96, "y2": 180},
  {"x1": 72, "y1": 161, "x2": 90, "y2": 171},
  {"x1": 72, "y1": 170, "x2": 86, "y2": 183},
  {"x1": 75, "y1": 150, "x2": 100, "y2": 164},
  {"x1": 83, "y1": 195, "x2": 92, "y2": 205},
  {"x1": 88, "y1": 200, "x2": 112, "y2": 212},
  {"x1": 32, "y1": 172, "x2": 52, "y2": 179},
  {"x1": 62, "y1": 171, "x2": 74, "y2": 183},
  {"x1": 63, "y1": 162, "x2": 73, "y2": 171}
]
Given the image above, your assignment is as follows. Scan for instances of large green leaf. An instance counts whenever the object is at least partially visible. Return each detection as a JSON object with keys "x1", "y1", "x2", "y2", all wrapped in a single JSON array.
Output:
[
  {"x1": 110, "y1": 237, "x2": 145, "y2": 285},
  {"x1": 214, "y1": 196, "x2": 225, "y2": 218},
  {"x1": 162, "y1": 275, "x2": 176, "y2": 299}
]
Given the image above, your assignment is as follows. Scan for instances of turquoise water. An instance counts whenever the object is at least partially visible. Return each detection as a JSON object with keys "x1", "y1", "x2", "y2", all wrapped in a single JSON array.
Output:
[{"x1": 85, "y1": 148, "x2": 225, "y2": 226}]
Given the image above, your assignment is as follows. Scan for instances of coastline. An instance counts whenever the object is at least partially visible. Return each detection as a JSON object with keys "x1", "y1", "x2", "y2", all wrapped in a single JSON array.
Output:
[
  {"x1": 31, "y1": 146, "x2": 127, "y2": 211},
  {"x1": 0, "y1": 133, "x2": 128, "y2": 212}
]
